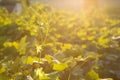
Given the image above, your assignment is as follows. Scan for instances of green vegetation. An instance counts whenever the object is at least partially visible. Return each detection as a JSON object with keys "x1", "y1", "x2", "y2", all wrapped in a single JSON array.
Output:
[{"x1": 0, "y1": 3, "x2": 120, "y2": 80}]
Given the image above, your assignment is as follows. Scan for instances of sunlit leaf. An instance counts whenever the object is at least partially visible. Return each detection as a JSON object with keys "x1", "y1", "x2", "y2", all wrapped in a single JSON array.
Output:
[
  {"x1": 98, "y1": 38, "x2": 109, "y2": 48},
  {"x1": 86, "y1": 69, "x2": 100, "y2": 80},
  {"x1": 62, "y1": 43, "x2": 72, "y2": 51},
  {"x1": 22, "y1": 56, "x2": 39, "y2": 65},
  {"x1": 34, "y1": 68, "x2": 50, "y2": 80},
  {"x1": 18, "y1": 36, "x2": 28, "y2": 55},
  {"x1": 0, "y1": 66, "x2": 6, "y2": 74},
  {"x1": 53, "y1": 63, "x2": 68, "y2": 71},
  {"x1": 45, "y1": 55, "x2": 52, "y2": 64},
  {"x1": 81, "y1": 44, "x2": 87, "y2": 49},
  {"x1": 36, "y1": 45, "x2": 42, "y2": 54},
  {"x1": 56, "y1": 77, "x2": 60, "y2": 80},
  {"x1": 4, "y1": 42, "x2": 12, "y2": 47}
]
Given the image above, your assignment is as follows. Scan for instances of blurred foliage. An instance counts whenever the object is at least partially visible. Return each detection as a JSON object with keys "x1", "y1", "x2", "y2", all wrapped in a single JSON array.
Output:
[{"x1": 0, "y1": 3, "x2": 120, "y2": 80}]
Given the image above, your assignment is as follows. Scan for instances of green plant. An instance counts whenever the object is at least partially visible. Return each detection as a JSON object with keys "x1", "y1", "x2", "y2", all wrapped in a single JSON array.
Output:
[{"x1": 0, "y1": 3, "x2": 120, "y2": 80}]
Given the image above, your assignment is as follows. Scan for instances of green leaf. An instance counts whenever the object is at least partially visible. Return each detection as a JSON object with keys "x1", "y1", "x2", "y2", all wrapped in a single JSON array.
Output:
[
  {"x1": 45, "y1": 55, "x2": 52, "y2": 64},
  {"x1": 3, "y1": 42, "x2": 13, "y2": 47},
  {"x1": 62, "y1": 43, "x2": 72, "y2": 51},
  {"x1": 47, "y1": 71, "x2": 59, "y2": 80},
  {"x1": 34, "y1": 68, "x2": 50, "y2": 80},
  {"x1": 56, "y1": 77, "x2": 60, "y2": 80},
  {"x1": 86, "y1": 69, "x2": 100, "y2": 80},
  {"x1": 0, "y1": 66, "x2": 6, "y2": 74},
  {"x1": 18, "y1": 36, "x2": 28, "y2": 55},
  {"x1": 36, "y1": 45, "x2": 42, "y2": 54},
  {"x1": 98, "y1": 38, "x2": 109, "y2": 48},
  {"x1": 22, "y1": 56, "x2": 39, "y2": 65},
  {"x1": 53, "y1": 63, "x2": 68, "y2": 71}
]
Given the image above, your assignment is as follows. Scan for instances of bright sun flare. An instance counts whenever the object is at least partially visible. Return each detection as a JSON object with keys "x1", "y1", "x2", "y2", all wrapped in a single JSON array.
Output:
[{"x1": 40, "y1": 0, "x2": 99, "y2": 11}]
